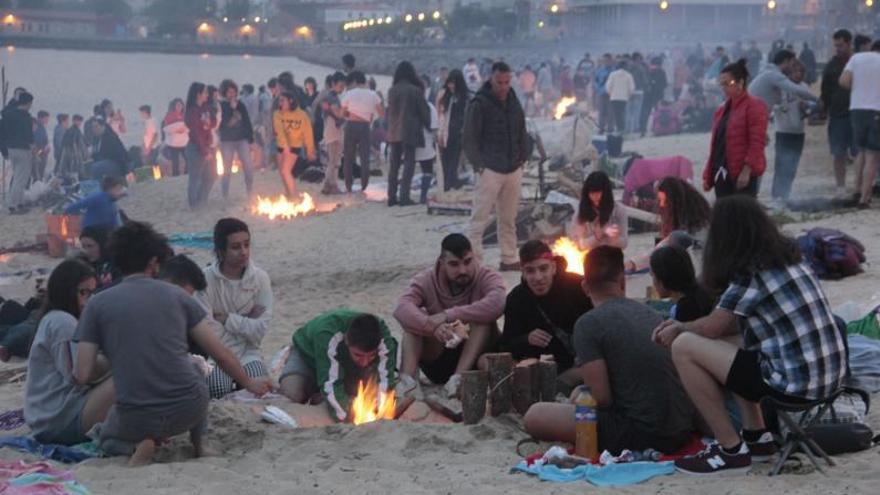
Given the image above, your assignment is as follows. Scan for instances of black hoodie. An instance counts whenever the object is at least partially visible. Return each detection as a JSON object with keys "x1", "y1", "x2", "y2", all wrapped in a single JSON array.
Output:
[
  {"x1": 463, "y1": 81, "x2": 528, "y2": 174},
  {"x1": 498, "y1": 259, "x2": 593, "y2": 370}
]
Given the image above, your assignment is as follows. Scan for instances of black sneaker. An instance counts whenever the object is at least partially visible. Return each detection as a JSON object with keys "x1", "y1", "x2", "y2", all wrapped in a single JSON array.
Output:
[
  {"x1": 675, "y1": 442, "x2": 751, "y2": 476},
  {"x1": 746, "y1": 432, "x2": 777, "y2": 462}
]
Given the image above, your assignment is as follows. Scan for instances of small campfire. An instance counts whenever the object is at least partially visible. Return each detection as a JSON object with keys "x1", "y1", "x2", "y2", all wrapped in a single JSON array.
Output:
[
  {"x1": 216, "y1": 151, "x2": 241, "y2": 177},
  {"x1": 554, "y1": 96, "x2": 577, "y2": 120},
  {"x1": 351, "y1": 378, "x2": 396, "y2": 426},
  {"x1": 253, "y1": 193, "x2": 317, "y2": 220},
  {"x1": 152, "y1": 165, "x2": 162, "y2": 180},
  {"x1": 551, "y1": 237, "x2": 588, "y2": 275}
]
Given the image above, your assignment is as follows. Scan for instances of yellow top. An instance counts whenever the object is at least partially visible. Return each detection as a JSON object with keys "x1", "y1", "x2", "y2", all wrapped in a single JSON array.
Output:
[{"x1": 273, "y1": 108, "x2": 316, "y2": 158}]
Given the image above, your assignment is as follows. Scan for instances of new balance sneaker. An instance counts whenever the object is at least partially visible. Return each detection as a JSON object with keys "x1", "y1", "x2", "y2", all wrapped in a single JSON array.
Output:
[
  {"x1": 675, "y1": 442, "x2": 751, "y2": 475},
  {"x1": 746, "y1": 432, "x2": 778, "y2": 462}
]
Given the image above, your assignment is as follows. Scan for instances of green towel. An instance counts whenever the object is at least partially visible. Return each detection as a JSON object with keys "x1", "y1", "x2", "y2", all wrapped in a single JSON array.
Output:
[{"x1": 847, "y1": 311, "x2": 880, "y2": 340}]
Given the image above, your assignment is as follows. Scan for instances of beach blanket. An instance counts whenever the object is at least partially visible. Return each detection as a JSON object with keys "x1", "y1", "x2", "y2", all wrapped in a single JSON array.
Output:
[
  {"x1": 0, "y1": 409, "x2": 26, "y2": 431},
  {"x1": 167, "y1": 232, "x2": 214, "y2": 251},
  {"x1": 512, "y1": 435, "x2": 704, "y2": 486},
  {"x1": 0, "y1": 460, "x2": 91, "y2": 494},
  {"x1": 512, "y1": 460, "x2": 674, "y2": 486},
  {"x1": 848, "y1": 334, "x2": 880, "y2": 393},
  {"x1": 622, "y1": 156, "x2": 694, "y2": 205},
  {"x1": 0, "y1": 437, "x2": 102, "y2": 463}
]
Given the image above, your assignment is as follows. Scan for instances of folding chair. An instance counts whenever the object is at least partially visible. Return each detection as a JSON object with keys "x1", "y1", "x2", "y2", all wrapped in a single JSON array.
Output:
[{"x1": 760, "y1": 388, "x2": 844, "y2": 476}]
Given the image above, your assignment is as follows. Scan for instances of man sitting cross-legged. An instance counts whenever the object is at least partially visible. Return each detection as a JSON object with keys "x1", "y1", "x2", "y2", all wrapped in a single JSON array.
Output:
[
  {"x1": 493, "y1": 240, "x2": 593, "y2": 396},
  {"x1": 524, "y1": 246, "x2": 695, "y2": 455},
  {"x1": 394, "y1": 234, "x2": 505, "y2": 396},
  {"x1": 278, "y1": 309, "x2": 398, "y2": 423},
  {"x1": 73, "y1": 222, "x2": 273, "y2": 467},
  {"x1": 652, "y1": 196, "x2": 847, "y2": 475}
]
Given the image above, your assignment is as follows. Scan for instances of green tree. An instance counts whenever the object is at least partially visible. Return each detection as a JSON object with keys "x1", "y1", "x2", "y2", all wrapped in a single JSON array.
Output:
[
  {"x1": 224, "y1": 0, "x2": 251, "y2": 20},
  {"x1": 146, "y1": 0, "x2": 214, "y2": 36}
]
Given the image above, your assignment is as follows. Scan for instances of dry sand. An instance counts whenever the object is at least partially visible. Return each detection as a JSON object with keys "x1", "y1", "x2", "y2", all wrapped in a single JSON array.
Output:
[{"x1": 1, "y1": 117, "x2": 879, "y2": 494}]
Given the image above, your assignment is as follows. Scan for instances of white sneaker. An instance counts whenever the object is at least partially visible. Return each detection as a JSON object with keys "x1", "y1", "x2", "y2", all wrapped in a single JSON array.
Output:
[
  {"x1": 444, "y1": 373, "x2": 462, "y2": 399},
  {"x1": 396, "y1": 374, "x2": 422, "y2": 400}
]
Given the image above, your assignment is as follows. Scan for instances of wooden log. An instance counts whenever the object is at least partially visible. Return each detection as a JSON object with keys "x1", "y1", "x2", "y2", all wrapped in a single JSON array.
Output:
[
  {"x1": 512, "y1": 363, "x2": 538, "y2": 415},
  {"x1": 486, "y1": 353, "x2": 514, "y2": 416},
  {"x1": 537, "y1": 361, "x2": 558, "y2": 402},
  {"x1": 460, "y1": 370, "x2": 488, "y2": 424}
]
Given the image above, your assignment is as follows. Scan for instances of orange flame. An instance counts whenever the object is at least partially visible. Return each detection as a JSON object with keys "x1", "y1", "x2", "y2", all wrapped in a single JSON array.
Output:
[
  {"x1": 552, "y1": 237, "x2": 588, "y2": 275},
  {"x1": 152, "y1": 165, "x2": 162, "y2": 180},
  {"x1": 254, "y1": 193, "x2": 317, "y2": 220},
  {"x1": 231, "y1": 160, "x2": 240, "y2": 174},
  {"x1": 554, "y1": 96, "x2": 577, "y2": 120},
  {"x1": 60, "y1": 216, "x2": 69, "y2": 239},
  {"x1": 216, "y1": 150, "x2": 224, "y2": 176},
  {"x1": 351, "y1": 377, "x2": 396, "y2": 426}
]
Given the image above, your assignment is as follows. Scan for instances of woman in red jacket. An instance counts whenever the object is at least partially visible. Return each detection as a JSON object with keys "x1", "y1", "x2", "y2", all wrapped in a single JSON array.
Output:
[{"x1": 703, "y1": 59, "x2": 769, "y2": 198}]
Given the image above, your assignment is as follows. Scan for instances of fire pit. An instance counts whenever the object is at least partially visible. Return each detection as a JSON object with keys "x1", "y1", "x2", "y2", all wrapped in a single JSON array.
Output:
[
  {"x1": 351, "y1": 377, "x2": 397, "y2": 426},
  {"x1": 253, "y1": 193, "x2": 318, "y2": 220},
  {"x1": 554, "y1": 96, "x2": 577, "y2": 120},
  {"x1": 551, "y1": 237, "x2": 588, "y2": 275}
]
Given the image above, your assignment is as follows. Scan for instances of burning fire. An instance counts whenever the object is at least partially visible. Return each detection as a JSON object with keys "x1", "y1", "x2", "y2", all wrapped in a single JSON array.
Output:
[
  {"x1": 216, "y1": 149, "x2": 224, "y2": 176},
  {"x1": 351, "y1": 378, "x2": 396, "y2": 426},
  {"x1": 554, "y1": 97, "x2": 577, "y2": 120},
  {"x1": 552, "y1": 237, "x2": 588, "y2": 275},
  {"x1": 152, "y1": 165, "x2": 162, "y2": 180},
  {"x1": 254, "y1": 193, "x2": 317, "y2": 220},
  {"x1": 60, "y1": 216, "x2": 69, "y2": 239}
]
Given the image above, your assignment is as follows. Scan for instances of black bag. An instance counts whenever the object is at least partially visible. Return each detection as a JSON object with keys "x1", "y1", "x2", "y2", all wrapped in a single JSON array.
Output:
[
  {"x1": 606, "y1": 134, "x2": 623, "y2": 157},
  {"x1": 806, "y1": 422, "x2": 874, "y2": 455}
]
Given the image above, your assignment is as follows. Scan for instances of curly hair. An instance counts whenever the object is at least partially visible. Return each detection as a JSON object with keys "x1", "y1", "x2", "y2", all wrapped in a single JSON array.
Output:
[
  {"x1": 109, "y1": 221, "x2": 173, "y2": 275},
  {"x1": 657, "y1": 177, "x2": 711, "y2": 238}
]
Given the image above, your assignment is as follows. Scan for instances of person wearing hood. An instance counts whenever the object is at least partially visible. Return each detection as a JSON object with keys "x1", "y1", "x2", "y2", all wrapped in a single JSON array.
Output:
[
  {"x1": 88, "y1": 116, "x2": 129, "y2": 180},
  {"x1": 394, "y1": 234, "x2": 506, "y2": 397},
  {"x1": 495, "y1": 240, "x2": 593, "y2": 396},
  {"x1": 464, "y1": 62, "x2": 529, "y2": 272},
  {"x1": 197, "y1": 218, "x2": 273, "y2": 399}
]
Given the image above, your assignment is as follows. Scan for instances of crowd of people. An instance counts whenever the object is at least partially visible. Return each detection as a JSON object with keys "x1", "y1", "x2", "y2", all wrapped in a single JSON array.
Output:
[{"x1": 0, "y1": 33, "x2": 876, "y2": 474}]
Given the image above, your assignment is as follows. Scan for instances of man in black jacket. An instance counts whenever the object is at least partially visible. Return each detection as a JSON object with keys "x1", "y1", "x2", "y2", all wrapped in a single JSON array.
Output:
[
  {"x1": 464, "y1": 62, "x2": 528, "y2": 272},
  {"x1": 2, "y1": 91, "x2": 35, "y2": 214},
  {"x1": 218, "y1": 79, "x2": 255, "y2": 199},
  {"x1": 88, "y1": 117, "x2": 129, "y2": 180},
  {"x1": 495, "y1": 240, "x2": 592, "y2": 395},
  {"x1": 820, "y1": 29, "x2": 856, "y2": 197}
]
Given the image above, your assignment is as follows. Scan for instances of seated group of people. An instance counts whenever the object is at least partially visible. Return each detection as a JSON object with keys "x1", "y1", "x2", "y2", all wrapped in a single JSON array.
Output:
[{"x1": 20, "y1": 193, "x2": 847, "y2": 475}]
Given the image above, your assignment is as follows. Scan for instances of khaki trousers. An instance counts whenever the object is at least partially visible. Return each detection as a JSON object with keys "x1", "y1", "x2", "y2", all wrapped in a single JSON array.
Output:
[{"x1": 468, "y1": 167, "x2": 522, "y2": 265}]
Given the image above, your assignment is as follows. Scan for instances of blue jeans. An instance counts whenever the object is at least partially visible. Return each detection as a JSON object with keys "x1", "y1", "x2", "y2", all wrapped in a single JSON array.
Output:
[
  {"x1": 219, "y1": 140, "x2": 254, "y2": 197},
  {"x1": 626, "y1": 91, "x2": 644, "y2": 134},
  {"x1": 771, "y1": 132, "x2": 805, "y2": 201},
  {"x1": 185, "y1": 143, "x2": 215, "y2": 208}
]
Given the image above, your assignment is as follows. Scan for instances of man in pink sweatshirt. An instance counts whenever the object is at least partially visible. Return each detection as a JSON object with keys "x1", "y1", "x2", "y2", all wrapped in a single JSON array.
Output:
[{"x1": 393, "y1": 234, "x2": 506, "y2": 396}]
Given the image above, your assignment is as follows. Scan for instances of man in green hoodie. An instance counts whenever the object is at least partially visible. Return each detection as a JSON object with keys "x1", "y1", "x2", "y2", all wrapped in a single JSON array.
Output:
[{"x1": 278, "y1": 309, "x2": 398, "y2": 423}]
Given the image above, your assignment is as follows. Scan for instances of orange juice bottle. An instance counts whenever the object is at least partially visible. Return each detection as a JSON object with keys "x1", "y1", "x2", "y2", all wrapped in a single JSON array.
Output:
[{"x1": 574, "y1": 385, "x2": 598, "y2": 460}]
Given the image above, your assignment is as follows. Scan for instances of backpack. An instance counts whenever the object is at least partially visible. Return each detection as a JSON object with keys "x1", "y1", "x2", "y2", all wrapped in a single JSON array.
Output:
[{"x1": 797, "y1": 228, "x2": 866, "y2": 280}]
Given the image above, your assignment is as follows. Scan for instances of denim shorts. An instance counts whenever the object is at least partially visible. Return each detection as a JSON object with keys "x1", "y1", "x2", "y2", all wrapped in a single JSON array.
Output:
[
  {"x1": 828, "y1": 115, "x2": 856, "y2": 157},
  {"x1": 851, "y1": 110, "x2": 880, "y2": 152}
]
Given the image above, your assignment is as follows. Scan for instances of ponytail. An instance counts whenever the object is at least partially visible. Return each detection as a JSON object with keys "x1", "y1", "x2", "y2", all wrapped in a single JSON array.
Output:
[{"x1": 721, "y1": 58, "x2": 750, "y2": 85}]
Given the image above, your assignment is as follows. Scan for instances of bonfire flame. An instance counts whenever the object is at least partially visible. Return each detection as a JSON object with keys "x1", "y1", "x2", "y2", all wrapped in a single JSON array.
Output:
[
  {"x1": 152, "y1": 165, "x2": 162, "y2": 180},
  {"x1": 216, "y1": 149, "x2": 224, "y2": 176},
  {"x1": 254, "y1": 193, "x2": 316, "y2": 220},
  {"x1": 232, "y1": 158, "x2": 240, "y2": 174},
  {"x1": 554, "y1": 96, "x2": 577, "y2": 120},
  {"x1": 351, "y1": 377, "x2": 396, "y2": 426},
  {"x1": 60, "y1": 216, "x2": 69, "y2": 239},
  {"x1": 552, "y1": 237, "x2": 588, "y2": 275}
]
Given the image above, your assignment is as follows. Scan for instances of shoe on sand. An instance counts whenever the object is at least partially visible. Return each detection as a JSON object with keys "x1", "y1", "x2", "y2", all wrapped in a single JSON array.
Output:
[
  {"x1": 675, "y1": 442, "x2": 751, "y2": 475},
  {"x1": 746, "y1": 432, "x2": 778, "y2": 463},
  {"x1": 444, "y1": 373, "x2": 462, "y2": 399}
]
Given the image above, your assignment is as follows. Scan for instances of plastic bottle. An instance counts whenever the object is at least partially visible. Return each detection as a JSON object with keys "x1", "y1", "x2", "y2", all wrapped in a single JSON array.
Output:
[{"x1": 574, "y1": 385, "x2": 598, "y2": 460}]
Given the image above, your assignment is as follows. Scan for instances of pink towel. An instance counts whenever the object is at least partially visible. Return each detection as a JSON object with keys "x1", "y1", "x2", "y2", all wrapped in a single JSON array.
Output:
[{"x1": 623, "y1": 156, "x2": 694, "y2": 205}]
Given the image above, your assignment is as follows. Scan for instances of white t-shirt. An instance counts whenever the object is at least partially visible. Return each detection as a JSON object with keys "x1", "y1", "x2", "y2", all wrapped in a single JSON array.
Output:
[
  {"x1": 844, "y1": 52, "x2": 880, "y2": 111},
  {"x1": 416, "y1": 102, "x2": 439, "y2": 162},
  {"x1": 341, "y1": 87, "x2": 382, "y2": 122}
]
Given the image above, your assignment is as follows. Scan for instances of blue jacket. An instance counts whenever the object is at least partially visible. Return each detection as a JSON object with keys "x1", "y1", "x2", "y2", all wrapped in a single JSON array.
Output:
[{"x1": 64, "y1": 191, "x2": 121, "y2": 229}]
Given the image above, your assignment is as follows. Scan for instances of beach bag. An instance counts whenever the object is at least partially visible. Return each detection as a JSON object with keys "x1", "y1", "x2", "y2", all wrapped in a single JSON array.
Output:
[
  {"x1": 797, "y1": 228, "x2": 865, "y2": 280},
  {"x1": 651, "y1": 106, "x2": 681, "y2": 136},
  {"x1": 804, "y1": 389, "x2": 875, "y2": 455}
]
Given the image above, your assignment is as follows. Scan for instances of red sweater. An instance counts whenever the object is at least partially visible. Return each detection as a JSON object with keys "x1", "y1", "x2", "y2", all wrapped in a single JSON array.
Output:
[
  {"x1": 703, "y1": 92, "x2": 768, "y2": 190},
  {"x1": 185, "y1": 104, "x2": 215, "y2": 155}
]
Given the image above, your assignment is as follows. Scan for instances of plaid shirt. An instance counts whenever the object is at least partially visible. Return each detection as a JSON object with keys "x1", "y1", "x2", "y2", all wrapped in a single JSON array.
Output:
[{"x1": 718, "y1": 263, "x2": 846, "y2": 400}]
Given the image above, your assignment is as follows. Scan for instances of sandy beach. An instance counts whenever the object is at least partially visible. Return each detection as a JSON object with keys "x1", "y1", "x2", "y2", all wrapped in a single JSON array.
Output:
[{"x1": 1, "y1": 52, "x2": 880, "y2": 492}]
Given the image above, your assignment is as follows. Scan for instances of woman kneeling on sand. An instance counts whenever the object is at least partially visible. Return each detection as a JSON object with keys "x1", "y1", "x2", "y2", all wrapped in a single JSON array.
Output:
[
  {"x1": 198, "y1": 218, "x2": 273, "y2": 399},
  {"x1": 24, "y1": 259, "x2": 115, "y2": 445}
]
